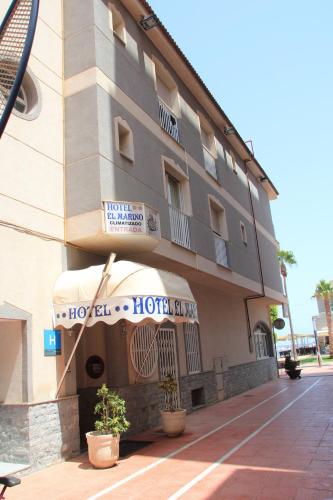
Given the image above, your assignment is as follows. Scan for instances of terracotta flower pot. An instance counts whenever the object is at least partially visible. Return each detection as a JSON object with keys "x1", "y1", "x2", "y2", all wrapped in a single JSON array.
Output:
[
  {"x1": 86, "y1": 431, "x2": 120, "y2": 468},
  {"x1": 160, "y1": 409, "x2": 186, "y2": 437}
]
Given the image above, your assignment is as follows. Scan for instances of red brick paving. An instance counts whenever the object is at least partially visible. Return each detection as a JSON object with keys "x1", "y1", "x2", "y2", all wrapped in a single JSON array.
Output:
[{"x1": 7, "y1": 364, "x2": 333, "y2": 499}]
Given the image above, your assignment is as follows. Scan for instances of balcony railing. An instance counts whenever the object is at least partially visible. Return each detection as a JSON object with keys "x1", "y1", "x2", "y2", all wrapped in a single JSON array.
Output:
[
  {"x1": 158, "y1": 99, "x2": 180, "y2": 143},
  {"x1": 214, "y1": 234, "x2": 228, "y2": 267},
  {"x1": 203, "y1": 147, "x2": 217, "y2": 180},
  {"x1": 169, "y1": 205, "x2": 191, "y2": 250}
]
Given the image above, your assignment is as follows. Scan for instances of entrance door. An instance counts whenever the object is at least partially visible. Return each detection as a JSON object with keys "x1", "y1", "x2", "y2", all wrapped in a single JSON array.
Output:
[{"x1": 157, "y1": 327, "x2": 180, "y2": 408}]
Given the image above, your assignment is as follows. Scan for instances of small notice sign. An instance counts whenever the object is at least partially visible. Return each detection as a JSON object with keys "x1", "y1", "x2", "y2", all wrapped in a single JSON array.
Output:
[{"x1": 44, "y1": 329, "x2": 61, "y2": 356}]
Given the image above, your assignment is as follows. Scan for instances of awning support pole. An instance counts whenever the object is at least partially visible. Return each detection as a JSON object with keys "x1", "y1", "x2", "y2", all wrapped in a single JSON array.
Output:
[
  {"x1": 55, "y1": 253, "x2": 116, "y2": 399},
  {"x1": 134, "y1": 323, "x2": 163, "y2": 383}
]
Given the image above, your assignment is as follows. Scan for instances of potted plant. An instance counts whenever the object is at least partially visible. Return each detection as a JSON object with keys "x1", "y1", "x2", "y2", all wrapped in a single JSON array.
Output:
[
  {"x1": 86, "y1": 384, "x2": 130, "y2": 468},
  {"x1": 159, "y1": 374, "x2": 186, "y2": 437},
  {"x1": 284, "y1": 354, "x2": 302, "y2": 379}
]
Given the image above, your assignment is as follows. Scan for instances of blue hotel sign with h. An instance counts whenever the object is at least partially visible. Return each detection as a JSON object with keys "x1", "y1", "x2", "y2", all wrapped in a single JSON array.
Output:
[{"x1": 44, "y1": 329, "x2": 61, "y2": 356}]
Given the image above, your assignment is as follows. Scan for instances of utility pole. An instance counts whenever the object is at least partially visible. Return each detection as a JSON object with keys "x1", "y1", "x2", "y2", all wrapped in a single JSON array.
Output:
[
  {"x1": 312, "y1": 317, "x2": 322, "y2": 367},
  {"x1": 281, "y1": 262, "x2": 297, "y2": 360}
]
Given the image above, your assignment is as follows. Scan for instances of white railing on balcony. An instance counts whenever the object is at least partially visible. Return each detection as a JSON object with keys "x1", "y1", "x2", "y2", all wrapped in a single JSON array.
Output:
[
  {"x1": 214, "y1": 234, "x2": 228, "y2": 267},
  {"x1": 169, "y1": 205, "x2": 191, "y2": 250},
  {"x1": 203, "y1": 147, "x2": 217, "y2": 179},
  {"x1": 158, "y1": 99, "x2": 180, "y2": 143}
]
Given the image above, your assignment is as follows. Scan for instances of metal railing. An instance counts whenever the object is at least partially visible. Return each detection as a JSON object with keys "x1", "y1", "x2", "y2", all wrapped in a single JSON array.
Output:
[
  {"x1": 158, "y1": 98, "x2": 180, "y2": 143},
  {"x1": 214, "y1": 234, "x2": 228, "y2": 267},
  {"x1": 169, "y1": 205, "x2": 191, "y2": 250},
  {"x1": 203, "y1": 147, "x2": 217, "y2": 179}
]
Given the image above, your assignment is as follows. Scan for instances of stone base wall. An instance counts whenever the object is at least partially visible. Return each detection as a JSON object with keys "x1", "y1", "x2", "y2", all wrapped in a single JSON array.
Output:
[
  {"x1": 0, "y1": 396, "x2": 80, "y2": 472},
  {"x1": 179, "y1": 371, "x2": 218, "y2": 411},
  {"x1": 223, "y1": 357, "x2": 277, "y2": 399},
  {"x1": 78, "y1": 370, "x2": 217, "y2": 442}
]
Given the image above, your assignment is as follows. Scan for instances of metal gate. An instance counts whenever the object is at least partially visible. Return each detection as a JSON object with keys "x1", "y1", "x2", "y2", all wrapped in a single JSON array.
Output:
[{"x1": 157, "y1": 327, "x2": 180, "y2": 408}]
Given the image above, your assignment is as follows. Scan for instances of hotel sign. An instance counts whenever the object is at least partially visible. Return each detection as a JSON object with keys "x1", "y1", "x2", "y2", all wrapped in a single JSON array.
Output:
[
  {"x1": 54, "y1": 295, "x2": 198, "y2": 328},
  {"x1": 104, "y1": 201, "x2": 161, "y2": 239}
]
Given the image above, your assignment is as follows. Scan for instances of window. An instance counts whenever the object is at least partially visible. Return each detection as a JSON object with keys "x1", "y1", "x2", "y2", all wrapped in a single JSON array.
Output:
[
  {"x1": 166, "y1": 173, "x2": 181, "y2": 209},
  {"x1": 199, "y1": 114, "x2": 216, "y2": 155},
  {"x1": 209, "y1": 196, "x2": 228, "y2": 267},
  {"x1": 198, "y1": 113, "x2": 217, "y2": 179},
  {"x1": 162, "y1": 157, "x2": 192, "y2": 250},
  {"x1": 154, "y1": 58, "x2": 180, "y2": 142},
  {"x1": 184, "y1": 323, "x2": 202, "y2": 374},
  {"x1": 254, "y1": 322, "x2": 273, "y2": 359},
  {"x1": 240, "y1": 221, "x2": 247, "y2": 245},
  {"x1": 226, "y1": 150, "x2": 238, "y2": 174},
  {"x1": 0, "y1": 62, "x2": 41, "y2": 120},
  {"x1": 210, "y1": 205, "x2": 222, "y2": 236},
  {"x1": 109, "y1": 3, "x2": 126, "y2": 43},
  {"x1": 114, "y1": 117, "x2": 134, "y2": 161},
  {"x1": 162, "y1": 157, "x2": 192, "y2": 214},
  {"x1": 130, "y1": 325, "x2": 158, "y2": 378}
]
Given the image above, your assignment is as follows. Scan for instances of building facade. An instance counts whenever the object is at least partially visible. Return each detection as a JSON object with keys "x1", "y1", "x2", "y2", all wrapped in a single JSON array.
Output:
[{"x1": 0, "y1": 0, "x2": 284, "y2": 471}]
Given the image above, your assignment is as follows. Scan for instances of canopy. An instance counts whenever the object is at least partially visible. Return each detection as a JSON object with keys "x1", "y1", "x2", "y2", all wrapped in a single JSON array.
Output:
[{"x1": 53, "y1": 260, "x2": 198, "y2": 328}]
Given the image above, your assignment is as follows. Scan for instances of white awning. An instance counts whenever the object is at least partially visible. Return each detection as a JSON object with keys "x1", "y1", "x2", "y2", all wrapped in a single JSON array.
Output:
[{"x1": 53, "y1": 260, "x2": 198, "y2": 328}]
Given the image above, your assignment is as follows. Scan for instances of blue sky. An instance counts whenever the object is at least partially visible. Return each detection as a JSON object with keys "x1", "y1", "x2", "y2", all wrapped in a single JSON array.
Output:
[{"x1": 148, "y1": 0, "x2": 333, "y2": 334}]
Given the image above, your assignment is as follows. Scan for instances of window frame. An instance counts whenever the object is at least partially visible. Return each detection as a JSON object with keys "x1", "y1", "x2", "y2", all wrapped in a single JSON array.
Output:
[
  {"x1": 161, "y1": 156, "x2": 192, "y2": 216},
  {"x1": 240, "y1": 221, "x2": 247, "y2": 245},
  {"x1": 152, "y1": 57, "x2": 180, "y2": 118},
  {"x1": 114, "y1": 116, "x2": 134, "y2": 162},
  {"x1": 208, "y1": 195, "x2": 228, "y2": 241},
  {"x1": 108, "y1": 2, "x2": 126, "y2": 45},
  {"x1": 198, "y1": 112, "x2": 217, "y2": 158},
  {"x1": 254, "y1": 322, "x2": 273, "y2": 360}
]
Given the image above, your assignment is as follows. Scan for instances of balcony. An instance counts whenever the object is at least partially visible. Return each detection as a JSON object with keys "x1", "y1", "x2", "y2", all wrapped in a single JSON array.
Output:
[
  {"x1": 169, "y1": 205, "x2": 191, "y2": 250},
  {"x1": 203, "y1": 147, "x2": 217, "y2": 180},
  {"x1": 158, "y1": 99, "x2": 180, "y2": 143},
  {"x1": 214, "y1": 234, "x2": 228, "y2": 267}
]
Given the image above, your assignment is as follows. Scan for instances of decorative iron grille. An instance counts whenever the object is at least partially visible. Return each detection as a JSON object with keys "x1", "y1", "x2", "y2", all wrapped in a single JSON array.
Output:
[
  {"x1": 0, "y1": 0, "x2": 39, "y2": 137},
  {"x1": 184, "y1": 323, "x2": 201, "y2": 374},
  {"x1": 130, "y1": 325, "x2": 158, "y2": 378}
]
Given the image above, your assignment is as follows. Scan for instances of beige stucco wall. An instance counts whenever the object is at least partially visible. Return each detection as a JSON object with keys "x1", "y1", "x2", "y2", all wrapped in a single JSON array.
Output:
[
  {"x1": 190, "y1": 283, "x2": 255, "y2": 372},
  {"x1": 0, "y1": 1, "x2": 64, "y2": 402},
  {"x1": 0, "y1": 320, "x2": 23, "y2": 403}
]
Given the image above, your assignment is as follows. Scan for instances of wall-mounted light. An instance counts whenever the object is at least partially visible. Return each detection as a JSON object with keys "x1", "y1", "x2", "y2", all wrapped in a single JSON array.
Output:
[
  {"x1": 120, "y1": 320, "x2": 127, "y2": 337},
  {"x1": 259, "y1": 176, "x2": 268, "y2": 182},
  {"x1": 224, "y1": 126, "x2": 235, "y2": 136},
  {"x1": 139, "y1": 14, "x2": 158, "y2": 30}
]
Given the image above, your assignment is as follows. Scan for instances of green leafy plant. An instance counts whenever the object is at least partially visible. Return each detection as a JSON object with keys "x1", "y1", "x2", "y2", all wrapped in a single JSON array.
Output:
[
  {"x1": 159, "y1": 374, "x2": 179, "y2": 412},
  {"x1": 94, "y1": 384, "x2": 130, "y2": 435},
  {"x1": 269, "y1": 305, "x2": 278, "y2": 324}
]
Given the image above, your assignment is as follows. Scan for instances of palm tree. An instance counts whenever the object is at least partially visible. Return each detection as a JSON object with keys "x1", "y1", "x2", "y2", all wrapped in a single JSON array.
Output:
[
  {"x1": 277, "y1": 250, "x2": 297, "y2": 359},
  {"x1": 313, "y1": 280, "x2": 333, "y2": 358}
]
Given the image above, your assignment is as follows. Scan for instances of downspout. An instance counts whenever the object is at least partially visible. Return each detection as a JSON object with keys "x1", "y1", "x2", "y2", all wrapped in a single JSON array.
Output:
[{"x1": 244, "y1": 164, "x2": 266, "y2": 352}]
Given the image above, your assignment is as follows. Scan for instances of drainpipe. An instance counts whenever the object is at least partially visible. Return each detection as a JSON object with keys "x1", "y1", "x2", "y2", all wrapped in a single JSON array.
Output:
[{"x1": 244, "y1": 164, "x2": 266, "y2": 352}]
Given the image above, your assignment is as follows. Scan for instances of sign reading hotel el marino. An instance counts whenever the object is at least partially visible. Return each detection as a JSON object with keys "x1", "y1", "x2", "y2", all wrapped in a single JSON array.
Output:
[
  {"x1": 54, "y1": 295, "x2": 198, "y2": 328},
  {"x1": 104, "y1": 201, "x2": 161, "y2": 238}
]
